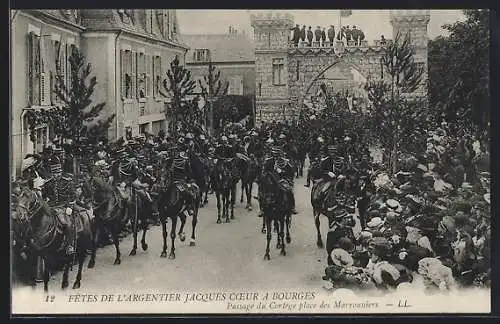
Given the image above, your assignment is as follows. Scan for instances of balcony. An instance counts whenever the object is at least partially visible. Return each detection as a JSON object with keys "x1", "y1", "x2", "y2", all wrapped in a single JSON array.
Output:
[{"x1": 288, "y1": 39, "x2": 393, "y2": 53}]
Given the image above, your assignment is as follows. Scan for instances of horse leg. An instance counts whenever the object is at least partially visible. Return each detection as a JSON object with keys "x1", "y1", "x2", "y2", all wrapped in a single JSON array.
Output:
[
  {"x1": 203, "y1": 186, "x2": 208, "y2": 205},
  {"x1": 129, "y1": 209, "x2": 138, "y2": 256},
  {"x1": 230, "y1": 185, "x2": 236, "y2": 219},
  {"x1": 141, "y1": 215, "x2": 149, "y2": 251},
  {"x1": 43, "y1": 260, "x2": 50, "y2": 293},
  {"x1": 264, "y1": 214, "x2": 272, "y2": 260},
  {"x1": 279, "y1": 217, "x2": 286, "y2": 256},
  {"x1": 246, "y1": 183, "x2": 253, "y2": 211},
  {"x1": 314, "y1": 210, "x2": 324, "y2": 248},
  {"x1": 190, "y1": 207, "x2": 198, "y2": 246},
  {"x1": 61, "y1": 262, "x2": 70, "y2": 289},
  {"x1": 160, "y1": 219, "x2": 168, "y2": 258},
  {"x1": 240, "y1": 180, "x2": 245, "y2": 204},
  {"x1": 286, "y1": 214, "x2": 292, "y2": 244},
  {"x1": 88, "y1": 225, "x2": 99, "y2": 269},
  {"x1": 275, "y1": 218, "x2": 281, "y2": 249},
  {"x1": 216, "y1": 192, "x2": 222, "y2": 224},
  {"x1": 72, "y1": 243, "x2": 85, "y2": 289},
  {"x1": 111, "y1": 226, "x2": 121, "y2": 265},
  {"x1": 169, "y1": 216, "x2": 177, "y2": 259},
  {"x1": 261, "y1": 214, "x2": 266, "y2": 234},
  {"x1": 224, "y1": 193, "x2": 230, "y2": 223},
  {"x1": 178, "y1": 210, "x2": 187, "y2": 242}
]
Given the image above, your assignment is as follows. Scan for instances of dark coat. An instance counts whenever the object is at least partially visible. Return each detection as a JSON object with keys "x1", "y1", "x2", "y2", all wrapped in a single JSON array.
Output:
[
  {"x1": 327, "y1": 27, "x2": 335, "y2": 40},
  {"x1": 314, "y1": 28, "x2": 322, "y2": 41},
  {"x1": 307, "y1": 30, "x2": 314, "y2": 41},
  {"x1": 300, "y1": 27, "x2": 306, "y2": 41}
]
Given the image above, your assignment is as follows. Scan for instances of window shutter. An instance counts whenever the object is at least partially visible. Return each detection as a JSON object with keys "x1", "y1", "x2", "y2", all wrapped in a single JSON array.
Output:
[
  {"x1": 145, "y1": 54, "x2": 150, "y2": 97},
  {"x1": 131, "y1": 51, "x2": 136, "y2": 98},
  {"x1": 120, "y1": 50, "x2": 125, "y2": 98},
  {"x1": 27, "y1": 32, "x2": 34, "y2": 106},
  {"x1": 59, "y1": 43, "x2": 66, "y2": 102},
  {"x1": 33, "y1": 34, "x2": 41, "y2": 106}
]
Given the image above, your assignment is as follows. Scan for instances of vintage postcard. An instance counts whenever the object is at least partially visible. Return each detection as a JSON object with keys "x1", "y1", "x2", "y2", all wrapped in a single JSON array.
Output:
[{"x1": 10, "y1": 9, "x2": 491, "y2": 314}]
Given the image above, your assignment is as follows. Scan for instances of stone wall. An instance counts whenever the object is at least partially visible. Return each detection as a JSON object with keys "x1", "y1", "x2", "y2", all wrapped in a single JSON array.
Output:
[{"x1": 287, "y1": 47, "x2": 389, "y2": 106}]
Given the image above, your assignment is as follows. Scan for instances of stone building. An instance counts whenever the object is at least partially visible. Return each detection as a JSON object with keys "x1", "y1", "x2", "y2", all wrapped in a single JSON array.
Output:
[
  {"x1": 183, "y1": 27, "x2": 255, "y2": 97},
  {"x1": 10, "y1": 9, "x2": 188, "y2": 178},
  {"x1": 250, "y1": 10, "x2": 430, "y2": 124}
]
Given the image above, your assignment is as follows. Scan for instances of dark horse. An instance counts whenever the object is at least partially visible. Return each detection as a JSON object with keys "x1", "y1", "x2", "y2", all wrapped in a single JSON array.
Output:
[
  {"x1": 128, "y1": 185, "x2": 153, "y2": 257},
  {"x1": 258, "y1": 170, "x2": 294, "y2": 260},
  {"x1": 213, "y1": 159, "x2": 236, "y2": 223},
  {"x1": 238, "y1": 154, "x2": 259, "y2": 211},
  {"x1": 311, "y1": 175, "x2": 357, "y2": 255},
  {"x1": 12, "y1": 188, "x2": 94, "y2": 292},
  {"x1": 157, "y1": 164, "x2": 201, "y2": 259},
  {"x1": 83, "y1": 174, "x2": 126, "y2": 266},
  {"x1": 189, "y1": 151, "x2": 209, "y2": 207}
]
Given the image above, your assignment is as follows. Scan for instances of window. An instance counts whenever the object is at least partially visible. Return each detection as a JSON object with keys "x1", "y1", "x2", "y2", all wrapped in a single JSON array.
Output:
[
  {"x1": 267, "y1": 31, "x2": 271, "y2": 47},
  {"x1": 272, "y1": 58, "x2": 285, "y2": 85},
  {"x1": 152, "y1": 120, "x2": 164, "y2": 135},
  {"x1": 295, "y1": 61, "x2": 300, "y2": 81},
  {"x1": 139, "y1": 123, "x2": 149, "y2": 134},
  {"x1": 194, "y1": 49, "x2": 210, "y2": 62},
  {"x1": 227, "y1": 76, "x2": 243, "y2": 95},
  {"x1": 28, "y1": 32, "x2": 41, "y2": 106},
  {"x1": 258, "y1": 83, "x2": 262, "y2": 96},
  {"x1": 145, "y1": 54, "x2": 151, "y2": 97},
  {"x1": 54, "y1": 41, "x2": 67, "y2": 105},
  {"x1": 121, "y1": 49, "x2": 133, "y2": 99},
  {"x1": 153, "y1": 55, "x2": 162, "y2": 98},
  {"x1": 137, "y1": 52, "x2": 146, "y2": 98},
  {"x1": 34, "y1": 126, "x2": 48, "y2": 154},
  {"x1": 145, "y1": 10, "x2": 153, "y2": 33}
]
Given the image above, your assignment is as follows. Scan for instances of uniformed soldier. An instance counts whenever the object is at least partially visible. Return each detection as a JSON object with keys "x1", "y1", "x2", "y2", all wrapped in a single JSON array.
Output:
[{"x1": 45, "y1": 164, "x2": 77, "y2": 255}]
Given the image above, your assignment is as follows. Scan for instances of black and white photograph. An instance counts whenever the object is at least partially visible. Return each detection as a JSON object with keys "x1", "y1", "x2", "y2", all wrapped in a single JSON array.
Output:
[{"x1": 9, "y1": 8, "x2": 491, "y2": 314}]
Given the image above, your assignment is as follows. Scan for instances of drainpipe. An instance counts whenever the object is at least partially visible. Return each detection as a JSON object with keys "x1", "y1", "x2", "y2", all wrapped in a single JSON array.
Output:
[{"x1": 114, "y1": 30, "x2": 123, "y2": 140}]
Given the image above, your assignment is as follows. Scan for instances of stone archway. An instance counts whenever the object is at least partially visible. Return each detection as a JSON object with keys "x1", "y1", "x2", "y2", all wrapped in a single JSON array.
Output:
[{"x1": 301, "y1": 61, "x2": 370, "y2": 109}]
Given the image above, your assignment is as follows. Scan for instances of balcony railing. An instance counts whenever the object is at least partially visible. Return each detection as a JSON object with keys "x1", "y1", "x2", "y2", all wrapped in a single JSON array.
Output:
[{"x1": 288, "y1": 39, "x2": 393, "y2": 49}]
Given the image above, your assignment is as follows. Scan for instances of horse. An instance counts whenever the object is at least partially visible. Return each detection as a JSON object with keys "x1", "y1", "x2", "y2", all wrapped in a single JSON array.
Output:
[
  {"x1": 157, "y1": 164, "x2": 201, "y2": 259},
  {"x1": 189, "y1": 151, "x2": 209, "y2": 207},
  {"x1": 212, "y1": 159, "x2": 234, "y2": 223},
  {"x1": 12, "y1": 188, "x2": 94, "y2": 292},
  {"x1": 82, "y1": 173, "x2": 126, "y2": 267},
  {"x1": 311, "y1": 174, "x2": 357, "y2": 249},
  {"x1": 238, "y1": 154, "x2": 259, "y2": 211},
  {"x1": 258, "y1": 170, "x2": 294, "y2": 260},
  {"x1": 128, "y1": 184, "x2": 153, "y2": 257}
]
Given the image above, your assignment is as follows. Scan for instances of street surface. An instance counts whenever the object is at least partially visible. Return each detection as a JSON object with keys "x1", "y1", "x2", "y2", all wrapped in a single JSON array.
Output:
[{"x1": 13, "y1": 172, "x2": 334, "y2": 293}]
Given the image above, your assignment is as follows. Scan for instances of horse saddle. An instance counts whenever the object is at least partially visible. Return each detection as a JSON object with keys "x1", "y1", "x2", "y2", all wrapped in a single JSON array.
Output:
[
  {"x1": 278, "y1": 179, "x2": 293, "y2": 193},
  {"x1": 236, "y1": 152, "x2": 250, "y2": 162},
  {"x1": 54, "y1": 207, "x2": 85, "y2": 233},
  {"x1": 174, "y1": 181, "x2": 188, "y2": 193}
]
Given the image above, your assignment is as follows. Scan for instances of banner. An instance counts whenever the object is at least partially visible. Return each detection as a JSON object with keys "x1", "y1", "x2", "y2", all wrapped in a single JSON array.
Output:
[{"x1": 340, "y1": 10, "x2": 352, "y2": 17}]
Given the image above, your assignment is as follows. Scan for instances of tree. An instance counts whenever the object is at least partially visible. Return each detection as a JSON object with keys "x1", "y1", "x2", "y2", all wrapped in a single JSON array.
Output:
[
  {"x1": 26, "y1": 46, "x2": 115, "y2": 177},
  {"x1": 198, "y1": 61, "x2": 229, "y2": 133},
  {"x1": 428, "y1": 9, "x2": 489, "y2": 138},
  {"x1": 160, "y1": 56, "x2": 197, "y2": 138},
  {"x1": 364, "y1": 31, "x2": 427, "y2": 174}
]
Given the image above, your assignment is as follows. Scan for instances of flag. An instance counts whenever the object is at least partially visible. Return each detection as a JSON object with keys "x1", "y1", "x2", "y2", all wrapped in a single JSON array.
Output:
[{"x1": 340, "y1": 10, "x2": 352, "y2": 17}]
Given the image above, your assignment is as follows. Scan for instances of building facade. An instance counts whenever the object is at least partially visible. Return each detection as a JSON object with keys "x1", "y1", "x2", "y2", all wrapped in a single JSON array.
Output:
[
  {"x1": 250, "y1": 10, "x2": 430, "y2": 124},
  {"x1": 183, "y1": 29, "x2": 255, "y2": 97},
  {"x1": 11, "y1": 9, "x2": 188, "y2": 178}
]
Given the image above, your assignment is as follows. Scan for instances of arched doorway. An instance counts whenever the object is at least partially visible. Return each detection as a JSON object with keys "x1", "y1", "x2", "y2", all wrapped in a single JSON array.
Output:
[{"x1": 302, "y1": 61, "x2": 370, "y2": 111}]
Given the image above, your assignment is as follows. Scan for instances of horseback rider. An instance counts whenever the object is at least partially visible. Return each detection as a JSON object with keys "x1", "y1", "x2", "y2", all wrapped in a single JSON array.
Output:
[
  {"x1": 170, "y1": 149, "x2": 195, "y2": 216},
  {"x1": 43, "y1": 156, "x2": 77, "y2": 256},
  {"x1": 305, "y1": 136, "x2": 326, "y2": 187}
]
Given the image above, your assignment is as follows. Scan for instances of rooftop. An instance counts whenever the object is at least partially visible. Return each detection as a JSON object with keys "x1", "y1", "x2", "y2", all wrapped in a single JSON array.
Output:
[{"x1": 183, "y1": 33, "x2": 255, "y2": 63}]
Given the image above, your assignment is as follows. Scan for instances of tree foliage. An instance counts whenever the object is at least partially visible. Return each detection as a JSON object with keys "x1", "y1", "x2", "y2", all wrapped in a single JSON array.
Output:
[
  {"x1": 198, "y1": 61, "x2": 229, "y2": 131},
  {"x1": 160, "y1": 56, "x2": 198, "y2": 137},
  {"x1": 428, "y1": 9, "x2": 489, "y2": 137},
  {"x1": 25, "y1": 46, "x2": 114, "y2": 156},
  {"x1": 364, "y1": 31, "x2": 427, "y2": 174}
]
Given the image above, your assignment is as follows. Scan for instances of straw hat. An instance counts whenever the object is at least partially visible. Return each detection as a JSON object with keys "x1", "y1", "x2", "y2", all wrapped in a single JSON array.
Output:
[{"x1": 330, "y1": 248, "x2": 354, "y2": 267}]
